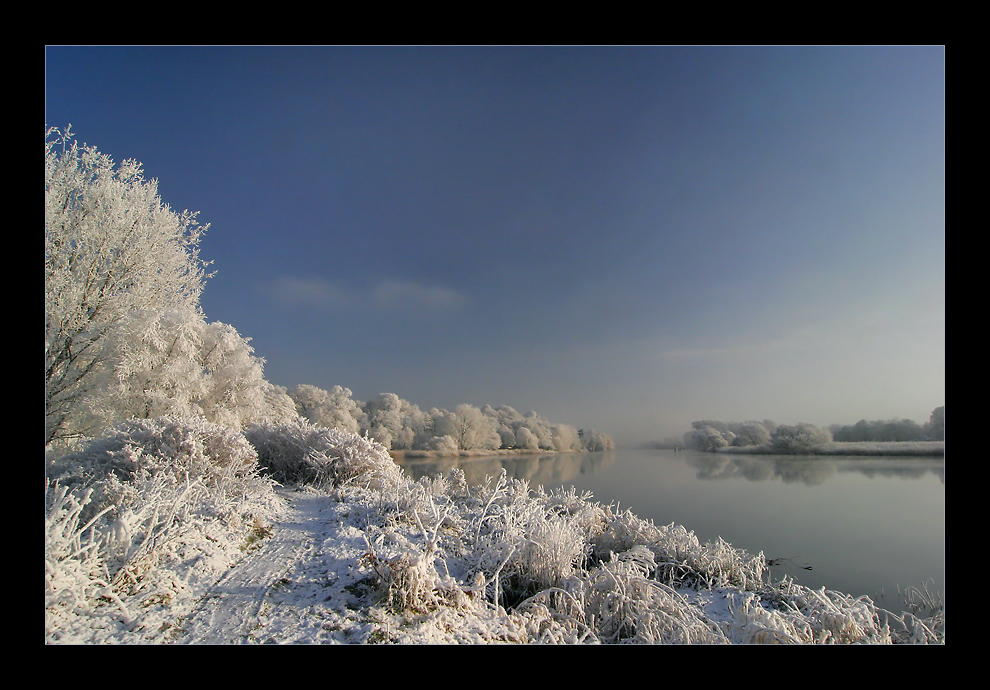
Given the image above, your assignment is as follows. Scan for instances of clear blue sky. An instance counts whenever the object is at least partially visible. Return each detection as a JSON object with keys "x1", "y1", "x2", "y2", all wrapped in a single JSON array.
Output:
[{"x1": 45, "y1": 46, "x2": 945, "y2": 446}]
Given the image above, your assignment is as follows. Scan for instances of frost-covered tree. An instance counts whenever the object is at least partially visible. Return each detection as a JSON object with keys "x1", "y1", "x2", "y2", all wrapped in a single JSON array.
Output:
[
  {"x1": 770, "y1": 423, "x2": 832, "y2": 453},
  {"x1": 89, "y1": 309, "x2": 295, "y2": 433},
  {"x1": 684, "y1": 425, "x2": 732, "y2": 452},
  {"x1": 514, "y1": 425, "x2": 541, "y2": 450},
  {"x1": 730, "y1": 422, "x2": 771, "y2": 447},
  {"x1": 430, "y1": 405, "x2": 501, "y2": 451},
  {"x1": 551, "y1": 423, "x2": 582, "y2": 452},
  {"x1": 580, "y1": 428, "x2": 616, "y2": 452},
  {"x1": 362, "y1": 393, "x2": 427, "y2": 450},
  {"x1": 289, "y1": 384, "x2": 365, "y2": 435},
  {"x1": 264, "y1": 384, "x2": 300, "y2": 425},
  {"x1": 830, "y1": 417, "x2": 932, "y2": 443},
  {"x1": 925, "y1": 406, "x2": 945, "y2": 441},
  {"x1": 522, "y1": 411, "x2": 557, "y2": 450},
  {"x1": 46, "y1": 127, "x2": 210, "y2": 445}
]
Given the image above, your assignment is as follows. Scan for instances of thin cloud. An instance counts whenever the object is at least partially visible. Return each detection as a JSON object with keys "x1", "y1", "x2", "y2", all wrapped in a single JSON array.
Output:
[
  {"x1": 372, "y1": 280, "x2": 467, "y2": 313},
  {"x1": 259, "y1": 277, "x2": 355, "y2": 309},
  {"x1": 259, "y1": 277, "x2": 467, "y2": 315}
]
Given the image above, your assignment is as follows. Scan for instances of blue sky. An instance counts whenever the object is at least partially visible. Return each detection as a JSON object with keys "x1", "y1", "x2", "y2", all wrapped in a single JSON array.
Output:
[{"x1": 45, "y1": 46, "x2": 944, "y2": 445}]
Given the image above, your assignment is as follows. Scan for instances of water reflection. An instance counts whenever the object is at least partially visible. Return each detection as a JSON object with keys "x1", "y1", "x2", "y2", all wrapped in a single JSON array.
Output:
[
  {"x1": 684, "y1": 453, "x2": 945, "y2": 486},
  {"x1": 395, "y1": 448, "x2": 943, "y2": 601},
  {"x1": 396, "y1": 451, "x2": 617, "y2": 488}
]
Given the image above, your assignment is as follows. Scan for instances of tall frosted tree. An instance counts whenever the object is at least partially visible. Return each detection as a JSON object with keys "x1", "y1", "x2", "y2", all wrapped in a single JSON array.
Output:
[{"x1": 46, "y1": 127, "x2": 210, "y2": 445}]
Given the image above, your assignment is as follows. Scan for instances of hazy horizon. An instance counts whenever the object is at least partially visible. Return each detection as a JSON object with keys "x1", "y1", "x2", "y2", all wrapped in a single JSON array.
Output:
[{"x1": 45, "y1": 46, "x2": 944, "y2": 447}]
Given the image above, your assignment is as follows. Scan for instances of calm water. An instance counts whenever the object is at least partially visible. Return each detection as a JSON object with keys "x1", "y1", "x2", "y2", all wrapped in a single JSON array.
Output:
[{"x1": 396, "y1": 448, "x2": 945, "y2": 603}]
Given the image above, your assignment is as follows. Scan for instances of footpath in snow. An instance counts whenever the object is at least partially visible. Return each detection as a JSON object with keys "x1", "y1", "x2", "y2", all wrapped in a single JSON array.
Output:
[{"x1": 175, "y1": 488, "x2": 385, "y2": 644}]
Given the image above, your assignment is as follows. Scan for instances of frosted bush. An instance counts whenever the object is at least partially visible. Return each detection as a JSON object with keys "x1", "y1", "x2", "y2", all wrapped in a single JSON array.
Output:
[
  {"x1": 49, "y1": 416, "x2": 267, "y2": 522},
  {"x1": 245, "y1": 419, "x2": 402, "y2": 491},
  {"x1": 591, "y1": 507, "x2": 767, "y2": 590},
  {"x1": 584, "y1": 547, "x2": 726, "y2": 643},
  {"x1": 592, "y1": 506, "x2": 664, "y2": 558},
  {"x1": 45, "y1": 416, "x2": 283, "y2": 641},
  {"x1": 723, "y1": 579, "x2": 895, "y2": 644},
  {"x1": 510, "y1": 500, "x2": 589, "y2": 591},
  {"x1": 365, "y1": 544, "x2": 473, "y2": 615},
  {"x1": 45, "y1": 481, "x2": 128, "y2": 626}
]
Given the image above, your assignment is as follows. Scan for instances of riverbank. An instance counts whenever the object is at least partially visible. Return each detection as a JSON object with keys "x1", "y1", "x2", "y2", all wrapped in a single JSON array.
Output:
[{"x1": 46, "y1": 420, "x2": 943, "y2": 644}]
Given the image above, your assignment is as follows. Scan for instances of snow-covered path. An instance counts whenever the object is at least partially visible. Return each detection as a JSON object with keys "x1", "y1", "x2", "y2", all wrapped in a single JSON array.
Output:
[{"x1": 173, "y1": 489, "x2": 381, "y2": 644}]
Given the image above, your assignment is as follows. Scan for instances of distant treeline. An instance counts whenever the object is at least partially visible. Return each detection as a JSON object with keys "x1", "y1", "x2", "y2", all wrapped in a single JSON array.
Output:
[
  {"x1": 829, "y1": 407, "x2": 944, "y2": 443},
  {"x1": 676, "y1": 406, "x2": 944, "y2": 454},
  {"x1": 285, "y1": 384, "x2": 616, "y2": 453}
]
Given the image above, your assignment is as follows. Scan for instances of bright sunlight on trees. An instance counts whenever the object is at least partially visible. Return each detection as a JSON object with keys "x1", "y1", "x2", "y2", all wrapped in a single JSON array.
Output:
[
  {"x1": 46, "y1": 126, "x2": 212, "y2": 445},
  {"x1": 44, "y1": 126, "x2": 297, "y2": 448}
]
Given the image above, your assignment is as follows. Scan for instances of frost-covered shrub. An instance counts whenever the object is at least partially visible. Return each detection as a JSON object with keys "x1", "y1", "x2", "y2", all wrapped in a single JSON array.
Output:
[
  {"x1": 512, "y1": 500, "x2": 590, "y2": 590},
  {"x1": 49, "y1": 416, "x2": 266, "y2": 522},
  {"x1": 245, "y1": 419, "x2": 402, "y2": 491},
  {"x1": 461, "y1": 476, "x2": 602, "y2": 602},
  {"x1": 590, "y1": 507, "x2": 766, "y2": 591},
  {"x1": 46, "y1": 481, "x2": 121, "y2": 619},
  {"x1": 722, "y1": 578, "x2": 896, "y2": 644},
  {"x1": 592, "y1": 506, "x2": 665, "y2": 559}
]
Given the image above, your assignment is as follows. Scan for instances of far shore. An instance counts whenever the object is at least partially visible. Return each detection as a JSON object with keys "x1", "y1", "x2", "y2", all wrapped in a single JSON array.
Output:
[{"x1": 713, "y1": 441, "x2": 945, "y2": 457}]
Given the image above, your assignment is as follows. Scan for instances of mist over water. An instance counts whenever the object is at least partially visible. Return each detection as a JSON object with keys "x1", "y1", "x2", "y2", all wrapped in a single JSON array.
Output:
[{"x1": 395, "y1": 448, "x2": 944, "y2": 603}]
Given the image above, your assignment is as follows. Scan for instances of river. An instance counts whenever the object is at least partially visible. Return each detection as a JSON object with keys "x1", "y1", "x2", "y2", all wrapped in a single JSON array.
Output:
[{"x1": 395, "y1": 447, "x2": 945, "y2": 605}]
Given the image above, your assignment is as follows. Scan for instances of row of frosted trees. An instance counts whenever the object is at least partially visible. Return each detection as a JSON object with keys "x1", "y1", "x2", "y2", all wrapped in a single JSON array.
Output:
[
  {"x1": 683, "y1": 407, "x2": 944, "y2": 453},
  {"x1": 287, "y1": 385, "x2": 615, "y2": 453}
]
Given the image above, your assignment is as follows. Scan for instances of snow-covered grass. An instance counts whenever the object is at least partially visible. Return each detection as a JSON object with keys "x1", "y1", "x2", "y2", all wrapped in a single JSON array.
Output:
[
  {"x1": 45, "y1": 416, "x2": 286, "y2": 642},
  {"x1": 45, "y1": 418, "x2": 944, "y2": 644}
]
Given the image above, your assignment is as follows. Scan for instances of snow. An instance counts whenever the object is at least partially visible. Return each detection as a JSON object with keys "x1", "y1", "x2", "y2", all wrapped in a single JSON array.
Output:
[{"x1": 45, "y1": 418, "x2": 944, "y2": 644}]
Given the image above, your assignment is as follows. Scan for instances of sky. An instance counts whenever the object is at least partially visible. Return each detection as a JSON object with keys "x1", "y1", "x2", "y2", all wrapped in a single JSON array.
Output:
[{"x1": 44, "y1": 46, "x2": 945, "y2": 447}]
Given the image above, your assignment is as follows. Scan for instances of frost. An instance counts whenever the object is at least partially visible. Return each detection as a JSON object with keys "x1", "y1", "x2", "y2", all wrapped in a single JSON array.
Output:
[{"x1": 46, "y1": 419, "x2": 942, "y2": 644}]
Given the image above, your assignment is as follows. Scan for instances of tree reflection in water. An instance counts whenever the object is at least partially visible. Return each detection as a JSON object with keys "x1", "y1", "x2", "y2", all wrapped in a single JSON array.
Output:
[{"x1": 395, "y1": 451, "x2": 616, "y2": 488}]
